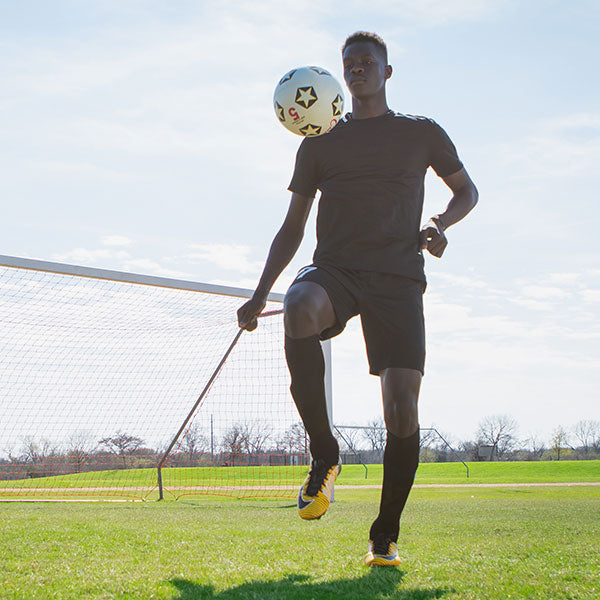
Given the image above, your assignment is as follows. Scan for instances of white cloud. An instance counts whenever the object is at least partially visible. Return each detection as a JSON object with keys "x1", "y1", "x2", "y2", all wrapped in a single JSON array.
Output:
[
  {"x1": 582, "y1": 289, "x2": 600, "y2": 303},
  {"x1": 521, "y1": 285, "x2": 571, "y2": 300},
  {"x1": 52, "y1": 248, "x2": 131, "y2": 265},
  {"x1": 549, "y1": 113, "x2": 600, "y2": 131},
  {"x1": 101, "y1": 235, "x2": 132, "y2": 247},
  {"x1": 425, "y1": 268, "x2": 600, "y2": 370},
  {"x1": 186, "y1": 243, "x2": 263, "y2": 274},
  {"x1": 25, "y1": 160, "x2": 147, "y2": 183},
  {"x1": 207, "y1": 262, "x2": 299, "y2": 297},
  {"x1": 206, "y1": 277, "x2": 262, "y2": 293},
  {"x1": 371, "y1": 0, "x2": 511, "y2": 25},
  {"x1": 543, "y1": 272, "x2": 582, "y2": 285},
  {"x1": 428, "y1": 271, "x2": 508, "y2": 297},
  {"x1": 429, "y1": 271, "x2": 490, "y2": 289},
  {"x1": 2, "y1": 7, "x2": 337, "y2": 99},
  {"x1": 120, "y1": 258, "x2": 188, "y2": 279},
  {"x1": 54, "y1": 118, "x2": 210, "y2": 158},
  {"x1": 51, "y1": 247, "x2": 189, "y2": 279},
  {"x1": 500, "y1": 112, "x2": 600, "y2": 177}
]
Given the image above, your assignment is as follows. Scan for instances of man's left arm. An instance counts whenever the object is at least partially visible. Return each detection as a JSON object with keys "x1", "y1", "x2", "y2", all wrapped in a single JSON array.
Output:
[{"x1": 419, "y1": 167, "x2": 478, "y2": 258}]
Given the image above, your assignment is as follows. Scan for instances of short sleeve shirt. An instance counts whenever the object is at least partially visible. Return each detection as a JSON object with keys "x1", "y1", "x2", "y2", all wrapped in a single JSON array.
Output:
[{"x1": 288, "y1": 111, "x2": 463, "y2": 281}]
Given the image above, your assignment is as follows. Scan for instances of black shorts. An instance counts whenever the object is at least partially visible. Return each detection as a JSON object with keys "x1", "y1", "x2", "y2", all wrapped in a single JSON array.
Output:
[{"x1": 289, "y1": 264, "x2": 426, "y2": 375}]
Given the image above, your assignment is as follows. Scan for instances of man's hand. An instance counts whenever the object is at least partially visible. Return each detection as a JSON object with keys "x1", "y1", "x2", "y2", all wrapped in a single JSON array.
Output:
[
  {"x1": 237, "y1": 296, "x2": 267, "y2": 332},
  {"x1": 419, "y1": 216, "x2": 447, "y2": 258}
]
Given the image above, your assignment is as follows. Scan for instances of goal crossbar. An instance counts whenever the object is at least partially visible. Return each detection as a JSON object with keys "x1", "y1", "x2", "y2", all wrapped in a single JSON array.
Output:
[{"x1": 0, "y1": 254, "x2": 284, "y2": 302}]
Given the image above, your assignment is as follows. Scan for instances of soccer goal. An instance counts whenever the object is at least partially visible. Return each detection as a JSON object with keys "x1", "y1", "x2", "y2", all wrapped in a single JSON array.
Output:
[{"x1": 0, "y1": 255, "x2": 331, "y2": 501}]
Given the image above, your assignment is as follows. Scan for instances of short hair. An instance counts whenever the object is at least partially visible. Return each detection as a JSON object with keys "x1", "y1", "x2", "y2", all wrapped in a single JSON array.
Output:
[{"x1": 342, "y1": 31, "x2": 388, "y2": 62}]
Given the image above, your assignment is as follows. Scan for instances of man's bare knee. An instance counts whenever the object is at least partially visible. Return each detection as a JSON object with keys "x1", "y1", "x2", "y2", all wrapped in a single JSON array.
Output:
[
  {"x1": 284, "y1": 296, "x2": 319, "y2": 338},
  {"x1": 284, "y1": 282, "x2": 335, "y2": 339},
  {"x1": 384, "y1": 397, "x2": 419, "y2": 438},
  {"x1": 381, "y1": 368, "x2": 421, "y2": 438}
]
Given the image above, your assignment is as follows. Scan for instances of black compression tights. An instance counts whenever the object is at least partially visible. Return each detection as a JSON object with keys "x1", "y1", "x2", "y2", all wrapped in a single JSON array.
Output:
[
  {"x1": 369, "y1": 429, "x2": 420, "y2": 542},
  {"x1": 284, "y1": 334, "x2": 339, "y2": 463}
]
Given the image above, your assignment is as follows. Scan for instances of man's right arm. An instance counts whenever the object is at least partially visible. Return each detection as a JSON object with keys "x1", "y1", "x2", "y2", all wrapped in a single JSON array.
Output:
[{"x1": 237, "y1": 192, "x2": 314, "y2": 331}]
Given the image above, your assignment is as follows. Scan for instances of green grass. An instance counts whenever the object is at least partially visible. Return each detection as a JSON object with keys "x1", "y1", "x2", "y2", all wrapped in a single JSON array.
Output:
[
  {"x1": 395, "y1": 459, "x2": 600, "y2": 485},
  {"x1": 2, "y1": 460, "x2": 598, "y2": 499},
  {"x1": 0, "y1": 464, "x2": 307, "y2": 489},
  {"x1": 1, "y1": 486, "x2": 599, "y2": 599}
]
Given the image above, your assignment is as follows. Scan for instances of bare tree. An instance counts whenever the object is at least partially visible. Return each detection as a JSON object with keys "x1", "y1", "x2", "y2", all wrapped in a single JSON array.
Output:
[
  {"x1": 99, "y1": 431, "x2": 144, "y2": 467},
  {"x1": 242, "y1": 422, "x2": 271, "y2": 455},
  {"x1": 181, "y1": 423, "x2": 207, "y2": 464},
  {"x1": 67, "y1": 431, "x2": 96, "y2": 473},
  {"x1": 2, "y1": 445, "x2": 18, "y2": 469},
  {"x1": 420, "y1": 429, "x2": 458, "y2": 462},
  {"x1": 362, "y1": 417, "x2": 386, "y2": 453},
  {"x1": 526, "y1": 433, "x2": 546, "y2": 460},
  {"x1": 476, "y1": 414, "x2": 518, "y2": 460},
  {"x1": 0, "y1": 445, "x2": 27, "y2": 480},
  {"x1": 335, "y1": 427, "x2": 363, "y2": 454},
  {"x1": 460, "y1": 440, "x2": 479, "y2": 462},
  {"x1": 221, "y1": 424, "x2": 246, "y2": 461},
  {"x1": 572, "y1": 420, "x2": 600, "y2": 455},
  {"x1": 419, "y1": 428, "x2": 438, "y2": 450},
  {"x1": 279, "y1": 423, "x2": 307, "y2": 455},
  {"x1": 21, "y1": 437, "x2": 53, "y2": 463},
  {"x1": 551, "y1": 426, "x2": 570, "y2": 461},
  {"x1": 19, "y1": 437, "x2": 56, "y2": 477}
]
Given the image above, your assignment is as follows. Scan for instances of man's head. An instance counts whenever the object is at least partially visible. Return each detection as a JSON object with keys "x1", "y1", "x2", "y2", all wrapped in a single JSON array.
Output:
[
  {"x1": 342, "y1": 31, "x2": 388, "y2": 63},
  {"x1": 341, "y1": 31, "x2": 392, "y2": 100}
]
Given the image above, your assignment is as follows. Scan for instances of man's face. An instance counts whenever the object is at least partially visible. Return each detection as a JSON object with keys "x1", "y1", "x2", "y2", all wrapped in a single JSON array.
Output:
[{"x1": 342, "y1": 41, "x2": 391, "y2": 100}]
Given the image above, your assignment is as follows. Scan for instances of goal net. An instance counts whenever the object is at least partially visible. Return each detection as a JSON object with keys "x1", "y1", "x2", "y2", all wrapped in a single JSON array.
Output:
[{"x1": 0, "y1": 255, "x2": 320, "y2": 501}]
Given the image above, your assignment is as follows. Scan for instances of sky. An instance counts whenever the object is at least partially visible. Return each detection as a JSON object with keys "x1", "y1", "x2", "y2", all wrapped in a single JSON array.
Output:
[{"x1": 1, "y1": 0, "x2": 599, "y2": 446}]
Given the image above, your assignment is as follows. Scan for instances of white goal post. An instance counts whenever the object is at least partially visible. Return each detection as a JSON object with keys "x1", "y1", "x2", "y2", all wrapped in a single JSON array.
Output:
[{"x1": 0, "y1": 254, "x2": 332, "y2": 501}]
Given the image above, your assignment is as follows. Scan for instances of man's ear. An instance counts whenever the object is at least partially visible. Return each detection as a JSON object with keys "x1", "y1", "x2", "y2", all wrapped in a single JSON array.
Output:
[{"x1": 384, "y1": 64, "x2": 393, "y2": 80}]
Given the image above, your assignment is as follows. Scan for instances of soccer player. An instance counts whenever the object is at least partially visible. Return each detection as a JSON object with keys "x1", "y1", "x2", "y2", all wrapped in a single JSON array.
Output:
[{"x1": 237, "y1": 31, "x2": 478, "y2": 566}]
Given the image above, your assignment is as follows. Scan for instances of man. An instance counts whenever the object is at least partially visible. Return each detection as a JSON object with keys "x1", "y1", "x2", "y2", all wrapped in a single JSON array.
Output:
[{"x1": 237, "y1": 31, "x2": 478, "y2": 566}]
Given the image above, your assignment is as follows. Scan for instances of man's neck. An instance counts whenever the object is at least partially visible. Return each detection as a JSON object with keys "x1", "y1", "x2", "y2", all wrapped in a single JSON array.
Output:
[{"x1": 350, "y1": 95, "x2": 390, "y2": 120}]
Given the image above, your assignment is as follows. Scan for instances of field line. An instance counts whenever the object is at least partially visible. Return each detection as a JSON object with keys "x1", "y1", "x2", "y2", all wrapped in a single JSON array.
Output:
[
  {"x1": 376, "y1": 482, "x2": 600, "y2": 489},
  {"x1": 1, "y1": 482, "x2": 599, "y2": 495},
  {"x1": 0, "y1": 498, "x2": 143, "y2": 503}
]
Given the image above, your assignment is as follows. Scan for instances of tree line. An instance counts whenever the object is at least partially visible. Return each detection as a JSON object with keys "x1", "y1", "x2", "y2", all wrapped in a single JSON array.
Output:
[
  {"x1": 1, "y1": 415, "x2": 598, "y2": 480},
  {"x1": 0, "y1": 421, "x2": 309, "y2": 480},
  {"x1": 337, "y1": 415, "x2": 600, "y2": 463}
]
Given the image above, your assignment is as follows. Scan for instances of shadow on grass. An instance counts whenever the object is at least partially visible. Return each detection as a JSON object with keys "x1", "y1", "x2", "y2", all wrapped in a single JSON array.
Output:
[{"x1": 169, "y1": 571, "x2": 453, "y2": 599}]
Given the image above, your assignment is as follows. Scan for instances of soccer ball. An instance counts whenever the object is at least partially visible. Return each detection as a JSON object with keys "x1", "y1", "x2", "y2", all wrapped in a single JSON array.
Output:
[{"x1": 273, "y1": 66, "x2": 344, "y2": 137}]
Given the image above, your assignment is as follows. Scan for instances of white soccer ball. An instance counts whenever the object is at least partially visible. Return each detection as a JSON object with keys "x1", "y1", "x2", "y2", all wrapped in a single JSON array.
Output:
[{"x1": 273, "y1": 66, "x2": 345, "y2": 137}]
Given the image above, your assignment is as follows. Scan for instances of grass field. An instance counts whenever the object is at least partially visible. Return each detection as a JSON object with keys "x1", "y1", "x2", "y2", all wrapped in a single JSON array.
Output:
[
  {"x1": 348, "y1": 459, "x2": 600, "y2": 485},
  {"x1": 1, "y1": 463, "x2": 599, "y2": 599},
  {"x1": 2, "y1": 460, "x2": 599, "y2": 498}
]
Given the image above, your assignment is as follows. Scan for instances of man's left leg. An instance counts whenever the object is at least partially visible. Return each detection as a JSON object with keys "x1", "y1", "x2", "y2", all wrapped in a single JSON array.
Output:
[{"x1": 365, "y1": 367, "x2": 421, "y2": 567}]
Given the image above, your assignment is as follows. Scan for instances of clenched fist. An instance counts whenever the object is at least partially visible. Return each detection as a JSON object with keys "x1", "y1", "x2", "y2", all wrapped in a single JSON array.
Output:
[
  {"x1": 419, "y1": 216, "x2": 447, "y2": 258},
  {"x1": 237, "y1": 297, "x2": 266, "y2": 331}
]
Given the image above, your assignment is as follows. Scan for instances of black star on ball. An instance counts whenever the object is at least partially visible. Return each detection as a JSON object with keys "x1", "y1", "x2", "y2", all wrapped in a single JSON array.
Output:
[
  {"x1": 295, "y1": 86, "x2": 318, "y2": 109},
  {"x1": 278, "y1": 70, "x2": 297, "y2": 85},
  {"x1": 331, "y1": 94, "x2": 343, "y2": 116},
  {"x1": 299, "y1": 123, "x2": 322, "y2": 136},
  {"x1": 275, "y1": 102, "x2": 285, "y2": 122}
]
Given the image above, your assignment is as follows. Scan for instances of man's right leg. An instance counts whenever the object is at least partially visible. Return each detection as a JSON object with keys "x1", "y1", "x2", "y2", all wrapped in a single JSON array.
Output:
[
  {"x1": 284, "y1": 280, "x2": 340, "y2": 519},
  {"x1": 285, "y1": 280, "x2": 338, "y2": 462}
]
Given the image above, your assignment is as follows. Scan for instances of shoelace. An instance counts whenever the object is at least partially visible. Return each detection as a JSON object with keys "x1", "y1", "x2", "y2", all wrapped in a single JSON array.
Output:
[{"x1": 305, "y1": 459, "x2": 332, "y2": 496}]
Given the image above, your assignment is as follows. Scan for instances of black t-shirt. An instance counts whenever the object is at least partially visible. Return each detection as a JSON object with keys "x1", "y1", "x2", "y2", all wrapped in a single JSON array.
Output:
[{"x1": 288, "y1": 111, "x2": 463, "y2": 281}]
